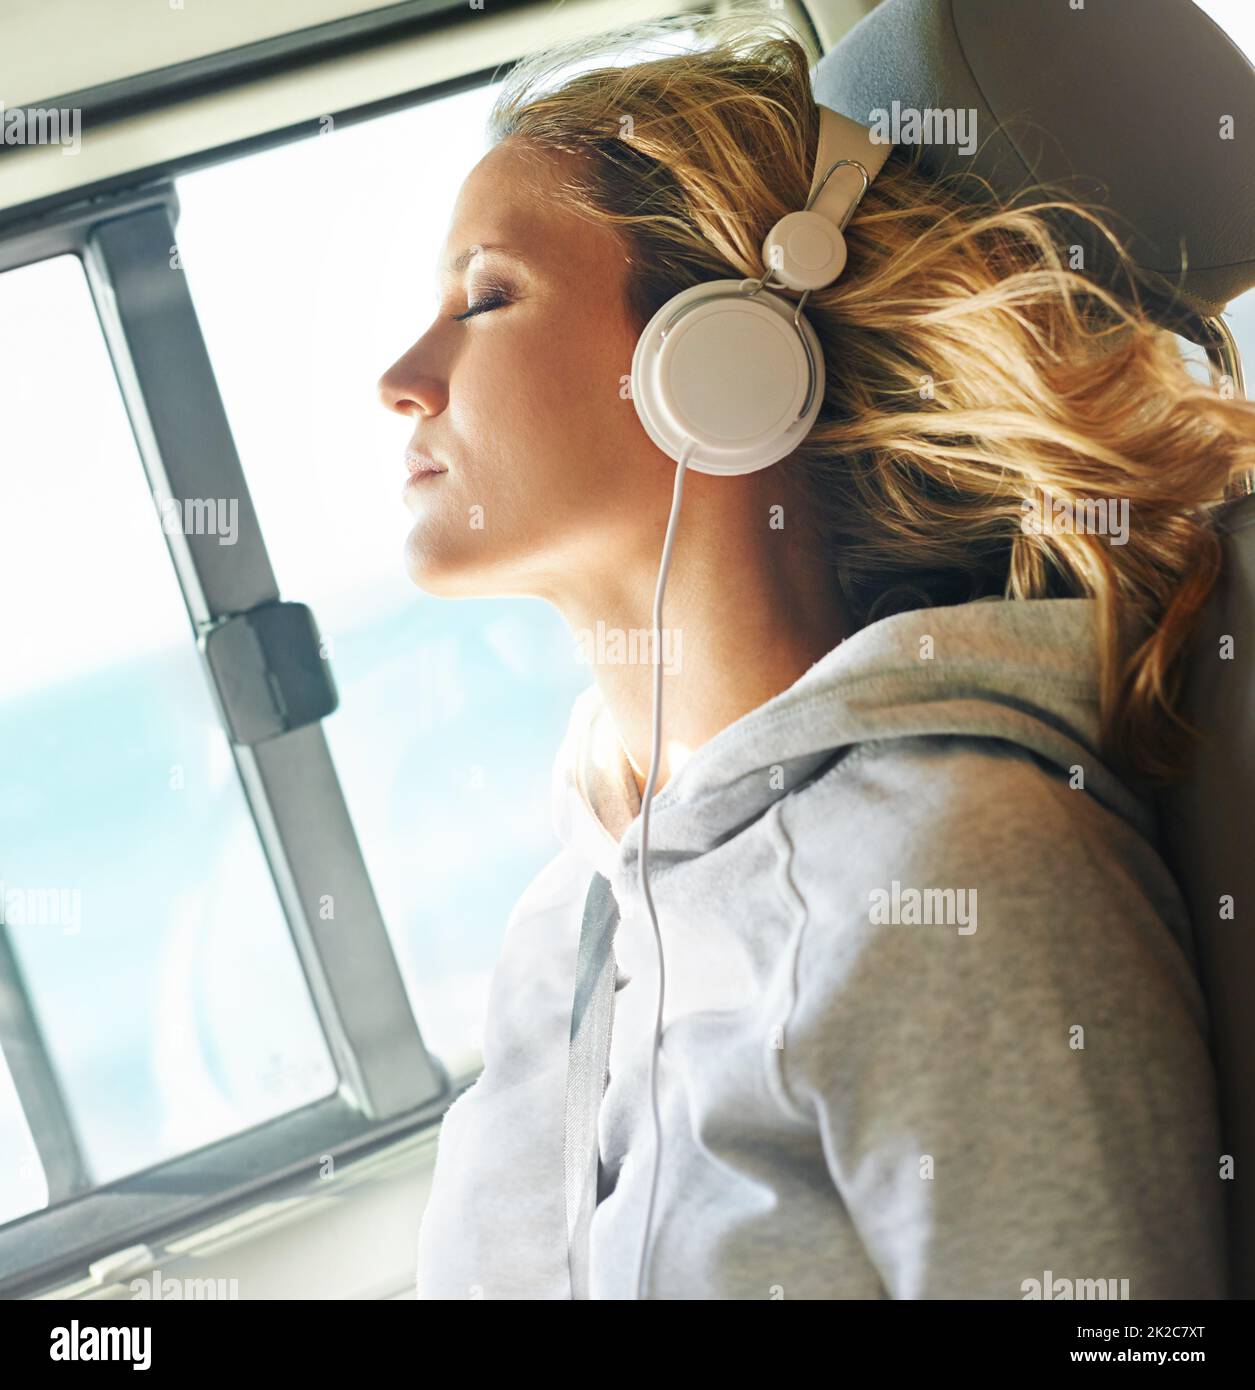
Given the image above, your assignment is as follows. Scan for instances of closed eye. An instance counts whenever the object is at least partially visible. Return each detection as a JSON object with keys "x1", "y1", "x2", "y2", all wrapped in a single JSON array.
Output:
[{"x1": 451, "y1": 291, "x2": 510, "y2": 322}]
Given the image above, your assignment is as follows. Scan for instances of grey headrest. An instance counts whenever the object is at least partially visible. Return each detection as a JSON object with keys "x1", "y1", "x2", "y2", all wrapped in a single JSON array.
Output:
[{"x1": 814, "y1": 0, "x2": 1255, "y2": 323}]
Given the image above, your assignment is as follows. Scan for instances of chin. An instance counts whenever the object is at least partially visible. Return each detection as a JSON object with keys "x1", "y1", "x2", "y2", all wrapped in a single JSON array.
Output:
[
  {"x1": 403, "y1": 527, "x2": 484, "y2": 598},
  {"x1": 403, "y1": 543, "x2": 457, "y2": 597}
]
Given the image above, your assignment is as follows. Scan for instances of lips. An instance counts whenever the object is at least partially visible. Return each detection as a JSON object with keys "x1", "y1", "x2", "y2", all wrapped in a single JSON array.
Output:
[{"x1": 405, "y1": 449, "x2": 448, "y2": 477}]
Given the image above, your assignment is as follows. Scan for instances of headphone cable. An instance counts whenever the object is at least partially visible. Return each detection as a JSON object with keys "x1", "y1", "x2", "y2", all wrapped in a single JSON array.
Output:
[{"x1": 633, "y1": 435, "x2": 695, "y2": 1301}]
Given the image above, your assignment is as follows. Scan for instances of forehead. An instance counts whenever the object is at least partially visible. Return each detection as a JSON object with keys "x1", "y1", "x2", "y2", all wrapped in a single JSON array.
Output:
[{"x1": 438, "y1": 140, "x2": 612, "y2": 279}]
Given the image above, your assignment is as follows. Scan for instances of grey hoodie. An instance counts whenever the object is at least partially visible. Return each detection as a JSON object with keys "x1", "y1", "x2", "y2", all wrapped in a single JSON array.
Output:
[{"x1": 414, "y1": 595, "x2": 1227, "y2": 1299}]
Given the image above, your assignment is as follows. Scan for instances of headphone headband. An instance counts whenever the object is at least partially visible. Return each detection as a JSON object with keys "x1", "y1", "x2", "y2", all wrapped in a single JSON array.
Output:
[{"x1": 808, "y1": 104, "x2": 893, "y2": 233}]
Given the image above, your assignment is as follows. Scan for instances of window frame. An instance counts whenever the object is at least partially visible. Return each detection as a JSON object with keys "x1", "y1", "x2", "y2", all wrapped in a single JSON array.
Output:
[
  {"x1": 0, "y1": 107, "x2": 467, "y2": 1301},
  {"x1": 0, "y1": 176, "x2": 454, "y2": 1293}
]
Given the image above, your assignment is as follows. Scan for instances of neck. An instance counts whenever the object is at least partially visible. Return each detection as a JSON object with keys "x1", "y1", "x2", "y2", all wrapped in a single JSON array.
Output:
[{"x1": 556, "y1": 472, "x2": 849, "y2": 800}]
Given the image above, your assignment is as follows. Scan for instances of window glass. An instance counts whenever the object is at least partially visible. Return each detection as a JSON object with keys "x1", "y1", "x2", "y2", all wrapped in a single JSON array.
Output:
[
  {"x1": 0, "y1": 256, "x2": 337, "y2": 1214},
  {"x1": 1193, "y1": 0, "x2": 1255, "y2": 62},
  {"x1": 0, "y1": 1047, "x2": 45, "y2": 1226}
]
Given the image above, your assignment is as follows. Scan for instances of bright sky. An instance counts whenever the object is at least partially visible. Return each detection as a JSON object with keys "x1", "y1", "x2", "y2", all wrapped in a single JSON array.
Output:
[{"x1": 1193, "y1": 0, "x2": 1254, "y2": 61}]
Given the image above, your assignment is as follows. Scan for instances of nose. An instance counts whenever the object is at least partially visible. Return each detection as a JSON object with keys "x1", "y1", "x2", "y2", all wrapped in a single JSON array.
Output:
[{"x1": 377, "y1": 342, "x2": 448, "y2": 418}]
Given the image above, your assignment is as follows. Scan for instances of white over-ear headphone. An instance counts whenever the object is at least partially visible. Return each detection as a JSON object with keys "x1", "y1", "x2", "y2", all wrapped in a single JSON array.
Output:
[
  {"x1": 629, "y1": 104, "x2": 892, "y2": 477},
  {"x1": 623, "y1": 105, "x2": 891, "y2": 1300}
]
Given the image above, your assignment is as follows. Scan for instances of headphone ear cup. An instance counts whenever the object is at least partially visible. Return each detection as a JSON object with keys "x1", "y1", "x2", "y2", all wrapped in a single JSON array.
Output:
[{"x1": 631, "y1": 280, "x2": 825, "y2": 477}]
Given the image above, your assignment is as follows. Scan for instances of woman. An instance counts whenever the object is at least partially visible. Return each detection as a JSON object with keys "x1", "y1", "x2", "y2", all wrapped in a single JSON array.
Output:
[{"x1": 379, "y1": 14, "x2": 1255, "y2": 1299}]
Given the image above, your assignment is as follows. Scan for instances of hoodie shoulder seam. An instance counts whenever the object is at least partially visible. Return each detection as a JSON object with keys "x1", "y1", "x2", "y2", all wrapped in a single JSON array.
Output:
[
  {"x1": 762, "y1": 744, "x2": 882, "y2": 1129},
  {"x1": 763, "y1": 803, "x2": 812, "y2": 1128},
  {"x1": 818, "y1": 665, "x2": 1096, "y2": 695},
  {"x1": 666, "y1": 670, "x2": 1097, "y2": 799}
]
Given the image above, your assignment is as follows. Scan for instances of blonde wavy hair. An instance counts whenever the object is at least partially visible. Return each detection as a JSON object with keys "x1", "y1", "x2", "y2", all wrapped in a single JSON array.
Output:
[{"x1": 487, "y1": 11, "x2": 1255, "y2": 785}]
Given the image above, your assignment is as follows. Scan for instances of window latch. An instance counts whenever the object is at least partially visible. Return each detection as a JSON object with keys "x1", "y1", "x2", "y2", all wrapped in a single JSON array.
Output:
[{"x1": 199, "y1": 601, "x2": 338, "y2": 745}]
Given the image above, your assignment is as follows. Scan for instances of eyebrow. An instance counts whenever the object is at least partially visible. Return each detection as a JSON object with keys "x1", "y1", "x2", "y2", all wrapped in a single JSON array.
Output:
[{"x1": 443, "y1": 243, "x2": 527, "y2": 276}]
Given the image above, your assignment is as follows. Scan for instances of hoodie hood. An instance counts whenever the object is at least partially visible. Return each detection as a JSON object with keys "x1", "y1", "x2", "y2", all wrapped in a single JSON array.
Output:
[{"x1": 552, "y1": 595, "x2": 1157, "y2": 911}]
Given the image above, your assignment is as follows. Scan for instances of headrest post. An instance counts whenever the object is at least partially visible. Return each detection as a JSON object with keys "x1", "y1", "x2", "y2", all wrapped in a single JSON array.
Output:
[{"x1": 1198, "y1": 315, "x2": 1254, "y2": 498}]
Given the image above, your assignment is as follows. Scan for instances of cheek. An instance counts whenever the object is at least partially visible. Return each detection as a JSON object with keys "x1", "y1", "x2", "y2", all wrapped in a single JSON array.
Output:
[
  {"x1": 524, "y1": 313, "x2": 639, "y2": 452},
  {"x1": 549, "y1": 316, "x2": 623, "y2": 381},
  {"x1": 467, "y1": 319, "x2": 636, "y2": 477},
  {"x1": 400, "y1": 301, "x2": 644, "y2": 594}
]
